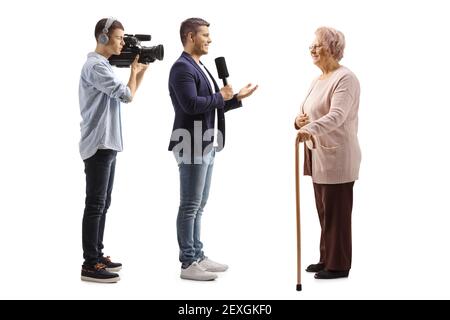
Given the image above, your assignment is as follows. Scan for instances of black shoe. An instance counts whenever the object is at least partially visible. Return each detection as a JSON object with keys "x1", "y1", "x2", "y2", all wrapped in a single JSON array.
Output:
[
  {"x1": 314, "y1": 269, "x2": 349, "y2": 279},
  {"x1": 305, "y1": 262, "x2": 325, "y2": 273},
  {"x1": 81, "y1": 263, "x2": 120, "y2": 283},
  {"x1": 99, "y1": 256, "x2": 122, "y2": 272}
]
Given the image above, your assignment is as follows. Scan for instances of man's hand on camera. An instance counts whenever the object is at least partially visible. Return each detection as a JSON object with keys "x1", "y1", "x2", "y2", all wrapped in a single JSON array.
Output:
[
  {"x1": 237, "y1": 83, "x2": 258, "y2": 101},
  {"x1": 127, "y1": 55, "x2": 149, "y2": 99},
  {"x1": 220, "y1": 85, "x2": 234, "y2": 101},
  {"x1": 131, "y1": 55, "x2": 149, "y2": 74}
]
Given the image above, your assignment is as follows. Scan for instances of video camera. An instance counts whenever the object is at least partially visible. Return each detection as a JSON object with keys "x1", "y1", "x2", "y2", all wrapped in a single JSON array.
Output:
[{"x1": 109, "y1": 34, "x2": 164, "y2": 67}]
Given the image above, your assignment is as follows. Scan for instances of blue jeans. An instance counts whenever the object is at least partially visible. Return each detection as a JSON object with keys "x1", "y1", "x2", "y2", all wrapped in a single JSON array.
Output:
[{"x1": 174, "y1": 148, "x2": 216, "y2": 268}]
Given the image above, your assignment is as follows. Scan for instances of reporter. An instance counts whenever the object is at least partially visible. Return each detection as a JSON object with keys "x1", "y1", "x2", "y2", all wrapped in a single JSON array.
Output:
[{"x1": 168, "y1": 18, "x2": 258, "y2": 281}]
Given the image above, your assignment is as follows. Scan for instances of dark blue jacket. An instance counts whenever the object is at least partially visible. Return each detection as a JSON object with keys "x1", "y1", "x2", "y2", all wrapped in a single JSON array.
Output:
[{"x1": 168, "y1": 52, "x2": 242, "y2": 153}]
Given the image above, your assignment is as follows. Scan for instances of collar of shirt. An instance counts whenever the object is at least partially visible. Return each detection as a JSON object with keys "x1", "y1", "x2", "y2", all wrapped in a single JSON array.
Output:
[{"x1": 88, "y1": 52, "x2": 109, "y2": 62}]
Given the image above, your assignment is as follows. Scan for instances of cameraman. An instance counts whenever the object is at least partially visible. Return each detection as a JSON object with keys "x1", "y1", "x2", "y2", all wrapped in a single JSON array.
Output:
[{"x1": 78, "y1": 17, "x2": 148, "y2": 283}]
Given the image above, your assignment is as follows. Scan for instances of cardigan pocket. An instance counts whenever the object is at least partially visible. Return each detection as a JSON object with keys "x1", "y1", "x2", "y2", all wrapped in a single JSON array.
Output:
[
  {"x1": 319, "y1": 144, "x2": 340, "y2": 150},
  {"x1": 316, "y1": 144, "x2": 342, "y2": 175},
  {"x1": 317, "y1": 135, "x2": 341, "y2": 150}
]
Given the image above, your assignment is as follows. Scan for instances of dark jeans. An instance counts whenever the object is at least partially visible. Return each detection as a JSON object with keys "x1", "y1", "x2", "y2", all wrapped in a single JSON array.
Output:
[{"x1": 82, "y1": 149, "x2": 117, "y2": 266}]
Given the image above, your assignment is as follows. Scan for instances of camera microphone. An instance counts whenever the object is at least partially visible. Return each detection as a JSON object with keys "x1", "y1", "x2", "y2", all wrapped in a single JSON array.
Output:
[
  {"x1": 134, "y1": 34, "x2": 151, "y2": 41},
  {"x1": 215, "y1": 57, "x2": 229, "y2": 86}
]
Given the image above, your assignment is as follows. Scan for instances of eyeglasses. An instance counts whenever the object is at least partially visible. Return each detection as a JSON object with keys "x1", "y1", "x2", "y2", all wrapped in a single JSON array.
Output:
[{"x1": 309, "y1": 44, "x2": 323, "y2": 51}]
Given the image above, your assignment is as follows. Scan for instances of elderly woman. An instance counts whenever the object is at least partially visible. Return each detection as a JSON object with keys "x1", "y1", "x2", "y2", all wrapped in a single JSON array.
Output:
[{"x1": 295, "y1": 27, "x2": 361, "y2": 279}]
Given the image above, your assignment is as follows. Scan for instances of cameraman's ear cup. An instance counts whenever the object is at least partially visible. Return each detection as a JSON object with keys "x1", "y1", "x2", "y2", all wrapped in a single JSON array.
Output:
[
  {"x1": 99, "y1": 33, "x2": 109, "y2": 45},
  {"x1": 98, "y1": 17, "x2": 115, "y2": 45}
]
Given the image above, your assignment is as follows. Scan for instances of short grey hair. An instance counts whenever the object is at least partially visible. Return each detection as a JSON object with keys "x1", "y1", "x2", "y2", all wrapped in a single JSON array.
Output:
[{"x1": 315, "y1": 27, "x2": 346, "y2": 62}]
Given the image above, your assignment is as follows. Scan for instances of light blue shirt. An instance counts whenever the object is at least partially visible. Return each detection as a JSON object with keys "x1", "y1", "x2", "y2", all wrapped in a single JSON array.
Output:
[{"x1": 78, "y1": 52, "x2": 132, "y2": 160}]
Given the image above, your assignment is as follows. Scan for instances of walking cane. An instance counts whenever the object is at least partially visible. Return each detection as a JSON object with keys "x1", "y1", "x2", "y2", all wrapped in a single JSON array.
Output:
[{"x1": 295, "y1": 133, "x2": 316, "y2": 291}]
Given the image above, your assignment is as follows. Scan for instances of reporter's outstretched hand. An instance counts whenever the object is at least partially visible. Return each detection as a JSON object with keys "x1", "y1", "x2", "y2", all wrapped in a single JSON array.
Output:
[{"x1": 237, "y1": 83, "x2": 258, "y2": 101}]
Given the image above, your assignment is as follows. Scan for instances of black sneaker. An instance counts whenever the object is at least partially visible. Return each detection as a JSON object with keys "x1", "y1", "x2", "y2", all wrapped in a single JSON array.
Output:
[
  {"x1": 99, "y1": 256, "x2": 122, "y2": 272},
  {"x1": 81, "y1": 263, "x2": 120, "y2": 283}
]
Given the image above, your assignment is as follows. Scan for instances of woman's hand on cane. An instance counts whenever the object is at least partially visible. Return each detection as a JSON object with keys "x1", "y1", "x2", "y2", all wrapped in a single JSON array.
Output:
[{"x1": 297, "y1": 129, "x2": 312, "y2": 142}]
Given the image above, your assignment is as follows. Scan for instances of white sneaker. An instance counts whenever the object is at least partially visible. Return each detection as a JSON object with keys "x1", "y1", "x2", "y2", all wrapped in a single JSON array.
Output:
[
  {"x1": 199, "y1": 257, "x2": 228, "y2": 272},
  {"x1": 180, "y1": 262, "x2": 218, "y2": 281}
]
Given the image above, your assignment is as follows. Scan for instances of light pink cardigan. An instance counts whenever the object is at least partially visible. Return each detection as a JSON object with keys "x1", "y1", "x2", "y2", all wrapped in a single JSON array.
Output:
[{"x1": 300, "y1": 66, "x2": 361, "y2": 184}]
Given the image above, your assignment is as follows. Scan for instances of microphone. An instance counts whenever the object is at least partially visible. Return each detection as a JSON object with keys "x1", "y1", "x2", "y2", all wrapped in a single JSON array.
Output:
[
  {"x1": 133, "y1": 34, "x2": 152, "y2": 41},
  {"x1": 215, "y1": 57, "x2": 229, "y2": 86}
]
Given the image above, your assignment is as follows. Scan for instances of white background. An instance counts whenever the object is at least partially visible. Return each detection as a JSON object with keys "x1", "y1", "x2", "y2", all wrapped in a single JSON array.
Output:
[{"x1": 0, "y1": 0, "x2": 449, "y2": 299}]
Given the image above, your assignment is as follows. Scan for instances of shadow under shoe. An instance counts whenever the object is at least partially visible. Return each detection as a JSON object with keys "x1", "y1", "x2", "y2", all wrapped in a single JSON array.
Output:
[
  {"x1": 99, "y1": 256, "x2": 122, "y2": 272},
  {"x1": 305, "y1": 262, "x2": 325, "y2": 273},
  {"x1": 81, "y1": 263, "x2": 120, "y2": 283}
]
